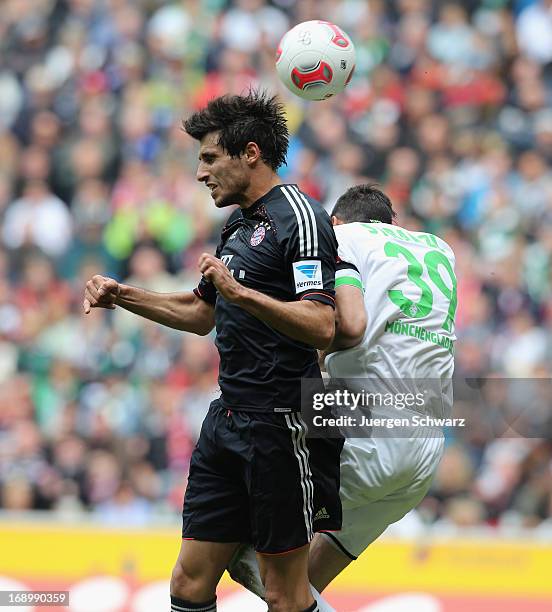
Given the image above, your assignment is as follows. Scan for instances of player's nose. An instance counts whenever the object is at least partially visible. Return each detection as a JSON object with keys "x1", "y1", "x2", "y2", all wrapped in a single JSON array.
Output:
[{"x1": 196, "y1": 162, "x2": 209, "y2": 183}]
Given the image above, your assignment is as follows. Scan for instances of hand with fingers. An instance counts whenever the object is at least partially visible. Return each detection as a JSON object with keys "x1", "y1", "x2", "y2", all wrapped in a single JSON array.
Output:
[
  {"x1": 83, "y1": 275, "x2": 120, "y2": 314},
  {"x1": 198, "y1": 253, "x2": 245, "y2": 303}
]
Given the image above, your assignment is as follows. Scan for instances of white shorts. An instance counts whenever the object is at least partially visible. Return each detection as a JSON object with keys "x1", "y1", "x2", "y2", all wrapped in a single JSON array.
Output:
[{"x1": 324, "y1": 427, "x2": 444, "y2": 559}]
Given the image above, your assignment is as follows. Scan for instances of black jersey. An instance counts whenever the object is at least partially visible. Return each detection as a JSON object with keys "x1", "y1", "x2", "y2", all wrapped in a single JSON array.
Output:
[{"x1": 194, "y1": 183, "x2": 337, "y2": 413}]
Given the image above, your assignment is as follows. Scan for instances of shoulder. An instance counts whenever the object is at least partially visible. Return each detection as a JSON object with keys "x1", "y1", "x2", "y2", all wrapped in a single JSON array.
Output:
[
  {"x1": 333, "y1": 223, "x2": 365, "y2": 266},
  {"x1": 269, "y1": 185, "x2": 332, "y2": 229},
  {"x1": 334, "y1": 222, "x2": 377, "y2": 253},
  {"x1": 436, "y1": 235, "x2": 456, "y2": 263},
  {"x1": 406, "y1": 226, "x2": 455, "y2": 260},
  {"x1": 267, "y1": 185, "x2": 336, "y2": 258},
  {"x1": 333, "y1": 222, "x2": 362, "y2": 241}
]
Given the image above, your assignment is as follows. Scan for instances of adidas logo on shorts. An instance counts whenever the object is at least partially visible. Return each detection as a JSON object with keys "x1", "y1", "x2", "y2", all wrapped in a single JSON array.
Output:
[{"x1": 314, "y1": 507, "x2": 330, "y2": 521}]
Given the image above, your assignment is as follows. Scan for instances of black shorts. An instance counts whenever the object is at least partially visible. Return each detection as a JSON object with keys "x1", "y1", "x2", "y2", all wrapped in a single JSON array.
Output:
[{"x1": 181, "y1": 399, "x2": 343, "y2": 554}]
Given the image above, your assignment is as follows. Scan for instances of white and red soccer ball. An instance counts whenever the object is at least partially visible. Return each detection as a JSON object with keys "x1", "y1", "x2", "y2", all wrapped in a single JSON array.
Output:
[{"x1": 276, "y1": 20, "x2": 356, "y2": 101}]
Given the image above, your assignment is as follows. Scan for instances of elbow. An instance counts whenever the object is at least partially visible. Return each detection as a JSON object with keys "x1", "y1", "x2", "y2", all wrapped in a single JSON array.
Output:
[
  {"x1": 342, "y1": 324, "x2": 366, "y2": 345},
  {"x1": 194, "y1": 321, "x2": 214, "y2": 336},
  {"x1": 171, "y1": 319, "x2": 211, "y2": 335},
  {"x1": 189, "y1": 298, "x2": 215, "y2": 336},
  {"x1": 337, "y1": 313, "x2": 366, "y2": 348},
  {"x1": 339, "y1": 329, "x2": 364, "y2": 348},
  {"x1": 314, "y1": 320, "x2": 335, "y2": 350}
]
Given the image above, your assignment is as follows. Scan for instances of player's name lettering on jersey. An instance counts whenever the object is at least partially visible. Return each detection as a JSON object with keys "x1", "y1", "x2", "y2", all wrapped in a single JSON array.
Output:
[
  {"x1": 385, "y1": 320, "x2": 455, "y2": 354},
  {"x1": 361, "y1": 223, "x2": 447, "y2": 252}
]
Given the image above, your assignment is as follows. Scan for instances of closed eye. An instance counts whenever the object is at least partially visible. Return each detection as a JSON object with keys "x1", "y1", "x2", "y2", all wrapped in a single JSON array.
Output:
[{"x1": 199, "y1": 152, "x2": 217, "y2": 164}]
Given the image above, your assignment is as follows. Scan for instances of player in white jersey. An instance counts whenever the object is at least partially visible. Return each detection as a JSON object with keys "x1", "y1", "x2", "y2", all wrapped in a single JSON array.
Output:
[
  {"x1": 228, "y1": 184, "x2": 456, "y2": 606},
  {"x1": 308, "y1": 183, "x2": 457, "y2": 591}
]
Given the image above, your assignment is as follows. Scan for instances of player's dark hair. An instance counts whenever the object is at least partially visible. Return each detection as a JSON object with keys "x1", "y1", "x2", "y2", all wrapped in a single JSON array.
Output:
[
  {"x1": 183, "y1": 91, "x2": 289, "y2": 171},
  {"x1": 331, "y1": 184, "x2": 396, "y2": 224}
]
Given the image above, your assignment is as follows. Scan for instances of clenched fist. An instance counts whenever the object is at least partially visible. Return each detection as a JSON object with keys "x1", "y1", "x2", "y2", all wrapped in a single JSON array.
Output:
[
  {"x1": 198, "y1": 252, "x2": 245, "y2": 303},
  {"x1": 83, "y1": 275, "x2": 120, "y2": 314}
]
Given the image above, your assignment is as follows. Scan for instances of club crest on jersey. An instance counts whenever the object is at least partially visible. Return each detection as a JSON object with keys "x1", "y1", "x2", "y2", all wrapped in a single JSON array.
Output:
[{"x1": 250, "y1": 225, "x2": 266, "y2": 246}]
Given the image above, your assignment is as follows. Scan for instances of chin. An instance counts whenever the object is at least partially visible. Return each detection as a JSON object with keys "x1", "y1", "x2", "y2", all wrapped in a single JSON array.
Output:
[{"x1": 215, "y1": 195, "x2": 237, "y2": 208}]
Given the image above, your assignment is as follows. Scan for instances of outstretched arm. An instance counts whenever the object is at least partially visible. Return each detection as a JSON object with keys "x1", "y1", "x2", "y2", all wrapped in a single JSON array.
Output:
[{"x1": 83, "y1": 275, "x2": 215, "y2": 336}]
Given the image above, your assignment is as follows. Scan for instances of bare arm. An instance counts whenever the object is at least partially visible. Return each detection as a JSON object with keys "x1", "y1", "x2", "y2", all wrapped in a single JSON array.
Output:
[
  {"x1": 115, "y1": 284, "x2": 215, "y2": 335},
  {"x1": 236, "y1": 289, "x2": 334, "y2": 350},
  {"x1": 199, "y1": 254, "x2": 334, "y2": 349},
  {"x1": 83, "y1": 275, "x2": 215, "y2": 336},
  {"x1": 326, "y1": 284, "x2": 366, "y2": 353}
]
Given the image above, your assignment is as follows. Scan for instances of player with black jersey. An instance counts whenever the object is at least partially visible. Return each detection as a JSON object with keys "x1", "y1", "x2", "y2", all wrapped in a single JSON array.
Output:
[
  {"x1": 194, "y1": 184, "x2": 336, "y2": 412},
  {"x1": 83, "y1": 92, "x2": 341, "y2": 612}
]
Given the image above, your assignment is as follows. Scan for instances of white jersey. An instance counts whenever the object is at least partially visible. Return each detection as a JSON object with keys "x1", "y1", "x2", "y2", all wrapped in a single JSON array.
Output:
[
  {"x1": 320, "y1": 221, "x2": 456, "y2": 559},
  {"x1": 326, "y1": 221, "x2": 456, "y2": 418}
]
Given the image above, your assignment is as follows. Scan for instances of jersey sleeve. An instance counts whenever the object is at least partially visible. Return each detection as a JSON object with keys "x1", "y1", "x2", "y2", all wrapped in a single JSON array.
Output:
[
  {"x1": 335, "y1": 259, "x2": 364, "y2": 292},
  {"x1": 193, "y1": 274, "x2": 217, "y2": 306},
  {"x1": 333, "y1": 224, "x2": 364, "y2": 292},
  {"x1": 279, "y1": 187, "x2": 337, "y2": 308}
]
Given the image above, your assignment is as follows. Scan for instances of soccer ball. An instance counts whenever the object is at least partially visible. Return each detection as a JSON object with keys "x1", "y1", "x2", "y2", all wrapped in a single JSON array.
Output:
[{"x1": 276, "y1": 20, "x2": 356, "y2": 101}]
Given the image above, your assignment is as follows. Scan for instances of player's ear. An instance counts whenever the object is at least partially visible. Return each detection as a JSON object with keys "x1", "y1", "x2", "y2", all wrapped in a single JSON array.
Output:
[
  {"x1": 331, "y1": 215, "x2": 344, "y2": 226},
  {"x1": 244, "y1": 142, "x2": 261, "y2": 166}
]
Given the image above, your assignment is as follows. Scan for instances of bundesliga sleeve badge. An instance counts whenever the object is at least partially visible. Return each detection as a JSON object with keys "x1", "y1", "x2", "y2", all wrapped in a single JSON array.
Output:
[{"x1": 292, "y1": 260, "x2": 324, "y2": 293}]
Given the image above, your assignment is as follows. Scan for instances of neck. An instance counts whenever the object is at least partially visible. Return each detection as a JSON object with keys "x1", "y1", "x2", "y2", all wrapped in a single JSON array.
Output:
[{"x1": 240, "y1": 172, "x2": 282, "y2": 209}]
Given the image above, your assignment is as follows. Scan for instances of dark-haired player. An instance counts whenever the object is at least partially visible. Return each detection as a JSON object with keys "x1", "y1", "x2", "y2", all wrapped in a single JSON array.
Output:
[
  {"x1": 229, "y1": 184, "x2": 455, "y2": 607},
  {"x1": 83, "y1": 92, "x2": 341, "y2": 612},
  {"x1": 309, "y1": 184, "x2": 456, "y2": 590}
]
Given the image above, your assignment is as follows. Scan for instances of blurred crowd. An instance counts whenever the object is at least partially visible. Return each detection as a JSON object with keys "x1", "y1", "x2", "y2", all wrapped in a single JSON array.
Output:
[{"x1": 1, "y1": 0, "x2": 552, "y2": 534}]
